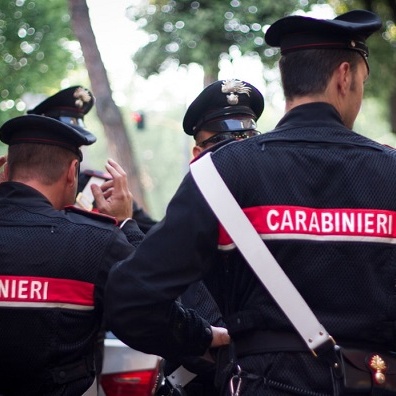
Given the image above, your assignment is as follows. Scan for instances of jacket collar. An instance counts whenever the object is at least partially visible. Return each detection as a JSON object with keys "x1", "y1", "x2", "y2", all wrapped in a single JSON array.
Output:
[
  {"x1": 276, "y1": 102, "x2": 345, "y2": 130},
  {"x1": 0, "y1": 182, "x2": 53, "y2": 209}
]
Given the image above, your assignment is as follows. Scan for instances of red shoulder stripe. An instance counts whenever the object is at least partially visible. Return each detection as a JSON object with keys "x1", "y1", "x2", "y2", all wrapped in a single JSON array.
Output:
[
  {"x1": 218, "y1": 205, "x2": 396, "y2": 250},
  {"x1": 65, "y1": 205, "x2": 117, "y2": 225}
]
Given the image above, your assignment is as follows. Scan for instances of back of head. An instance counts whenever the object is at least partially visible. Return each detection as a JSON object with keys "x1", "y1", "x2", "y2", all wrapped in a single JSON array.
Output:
[
  {"x1": 278, "y1": 49, "x2": 362, "y2": 100},
  {"x1": 265, "y1": 10, "x2": 382, "y2": 100}
]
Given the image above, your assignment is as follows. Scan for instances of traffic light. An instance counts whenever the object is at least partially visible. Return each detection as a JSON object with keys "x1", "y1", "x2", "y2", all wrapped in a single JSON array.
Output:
[{"x1": 132, "y1": 111, "x2": 145, "y2": 130}]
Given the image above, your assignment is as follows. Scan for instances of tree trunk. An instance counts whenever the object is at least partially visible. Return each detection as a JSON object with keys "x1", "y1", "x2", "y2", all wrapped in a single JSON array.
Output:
[
  {"x1": 390, "y1": 90, "x2": 396, "y2": 134},
  {"x1": 203, "y1": 54, "x2": 220, "y2": 87},
  {"x1": 68, "y1": 0, "x2": 146, "y2": 207},
  {"x1": 204, "y1": 72, "x2": 217, "y2": 87}
]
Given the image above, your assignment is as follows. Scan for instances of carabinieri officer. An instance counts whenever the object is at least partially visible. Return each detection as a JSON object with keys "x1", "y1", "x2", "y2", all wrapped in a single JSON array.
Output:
[
  {"x1": 0, "y1": 114, "x2": 143, "y2": 395},
  {"x1": 105, "y1": 10, "x2": 389, "y2": 396}
]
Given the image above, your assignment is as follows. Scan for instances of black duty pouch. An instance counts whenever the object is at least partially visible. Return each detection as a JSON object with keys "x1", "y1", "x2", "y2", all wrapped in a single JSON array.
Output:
[{"x1": 333, "y1": 347, "x2": 396, "y2": 395}]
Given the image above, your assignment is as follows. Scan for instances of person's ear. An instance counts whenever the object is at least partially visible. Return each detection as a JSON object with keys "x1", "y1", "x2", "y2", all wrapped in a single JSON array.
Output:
[
  {"x1": 192, "y1": 145, "x2": 204, "y2": 158},
  {"x1": 4, "y1": 162, "x2": 9, "y2": 181},
  {"x1": 336, "y1": 61, "x2": 352, "y2": 96},
  {"x1": 67, "y1": 159, "x2": 79, "y2": 186}
]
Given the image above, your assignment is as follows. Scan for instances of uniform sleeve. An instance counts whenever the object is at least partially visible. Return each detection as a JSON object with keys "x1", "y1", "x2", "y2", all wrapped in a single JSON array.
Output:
[
  {"x1": 180, "y1": 281, "x2": 225, "y2": 327},
  {"x1": 119, "y1": 217, "x2": 145, "y2": 247},
  {"x1": 95, "y1": 225, "x2": 142, "y2": 317},
  {"x1": 104, "y1": 173, "x2": 220, "y2": 361},
  {"x1": 132, "y1": 201, "x2": 158, "y2": 233}
]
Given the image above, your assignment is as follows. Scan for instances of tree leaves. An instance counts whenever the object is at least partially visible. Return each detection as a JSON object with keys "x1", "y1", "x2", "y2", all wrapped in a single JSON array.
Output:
[
  {"x1": 128, "y1": 0, "x2": 309, "y2": 83},
  {"x1": 0, "y1": 0, "x2": 79, "y2": 124}
]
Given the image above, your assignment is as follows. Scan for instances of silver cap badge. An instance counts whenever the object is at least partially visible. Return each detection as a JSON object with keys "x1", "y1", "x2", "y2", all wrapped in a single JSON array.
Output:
[
  {"x1": 73, "y1": 87, "x2": 91, "y2": 109},
  {"x1": 221, "y1": 79, "x2": 251, "y2": 105}
]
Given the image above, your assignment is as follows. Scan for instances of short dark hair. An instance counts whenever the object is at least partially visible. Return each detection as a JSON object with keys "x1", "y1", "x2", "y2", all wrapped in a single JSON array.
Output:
[
  {"x1": 7, "y1": 143, "x2": 79, "y2": 185},
  {"x1": 279, "y1": 49, "x2": 362, "y2": 100}
]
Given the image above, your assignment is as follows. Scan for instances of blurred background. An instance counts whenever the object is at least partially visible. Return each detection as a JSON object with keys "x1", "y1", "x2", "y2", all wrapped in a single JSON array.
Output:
[{"x1": 1, "y1": 0, "x2": 395, "y2": 220}]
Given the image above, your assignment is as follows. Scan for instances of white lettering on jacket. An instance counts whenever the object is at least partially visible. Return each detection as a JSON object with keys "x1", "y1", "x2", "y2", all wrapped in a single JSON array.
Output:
[
  {"x1": 0, "y1": 275, "x2": 94, "y2": 310},
  {"x1": 217, "y1": 205, "x2": 396, "y2": 250},
  {"x1": 0, "y1": 279, "x2": 49, "y2": 300},
  {"x1": 266, "y1": 209, "x2": 392, "y2": 235}
]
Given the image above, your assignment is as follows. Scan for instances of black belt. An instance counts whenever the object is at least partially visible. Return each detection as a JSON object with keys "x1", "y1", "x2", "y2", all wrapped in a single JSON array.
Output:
[{"x1": 233, "y1": 330, "x2": 309, "y2": 357}]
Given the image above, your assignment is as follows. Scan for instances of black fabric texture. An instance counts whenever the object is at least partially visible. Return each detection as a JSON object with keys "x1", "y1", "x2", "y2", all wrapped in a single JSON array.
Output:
[
  {"x1": 0, "y1": 182, "x2": 142, "y2": 395},
  {"x1": 106, "y1": 103, "x2": 396, "y2": 395}
]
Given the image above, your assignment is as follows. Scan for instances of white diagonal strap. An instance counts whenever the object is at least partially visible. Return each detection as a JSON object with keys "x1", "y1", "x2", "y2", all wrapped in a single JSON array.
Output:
[{"x1": 190, "y1": 152, "x2": 332, "y2": 353}]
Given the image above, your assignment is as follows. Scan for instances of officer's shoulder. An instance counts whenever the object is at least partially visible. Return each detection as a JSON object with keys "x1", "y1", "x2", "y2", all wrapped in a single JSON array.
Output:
[
  {"x1": 64, "y1": 205, "x2": 117, "y2": 226},
  {"x1": 191, "y1": 139, "x2": 238, "y2": 163},
  {"x1": 380, "y1": 144, "x2": 396, "y2": 163},
  {"x1": 382, "y1": 143, "x2": 396, "y2": 152}
]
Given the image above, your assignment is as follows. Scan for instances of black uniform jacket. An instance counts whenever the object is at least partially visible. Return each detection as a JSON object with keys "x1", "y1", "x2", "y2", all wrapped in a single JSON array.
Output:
[
  {"x1": 132, "y1": 201, "x2": 158, "y2": 234},
  {"x1": 105, "y1": 103, "x2": 396, "y2": 389},
  {"x1": 0, "y1": 182, "x2": 143, "y2": 395}
]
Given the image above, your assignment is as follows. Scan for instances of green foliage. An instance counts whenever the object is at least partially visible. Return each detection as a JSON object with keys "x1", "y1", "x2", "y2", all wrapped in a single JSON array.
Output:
[
  {"x1": 128, "y1": 0, "x2": 396, "y2": 99},
  {"x1": 127, "y1": 0, "x2": 311, "y2": 81},
  {"x1": 328, "y1": 0, "x2": 396, "y2": 100},
  {"x1": 0, "y1": 0, "x2": 79, "y2": 125}
]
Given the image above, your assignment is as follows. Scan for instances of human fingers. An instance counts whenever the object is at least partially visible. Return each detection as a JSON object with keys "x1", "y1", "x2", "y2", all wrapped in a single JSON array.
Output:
[
  {"x1": 210, "y1": 326, "x2": 230, "y2": 348},
  {"x1": 102, "y1": 188, "x2": 114, "y2": 200},
  {"x1": 105, "y1": 159, "x2": 131, "y2": 202},
  {"x1": 100, "y1": 179, "x2": 114, "y2": 192},
  {"x1": 0, "y1": 155, "x2": 7, "y2": 167},
  {"x1": 104, "y1": 160, "x2": 129, "y2": 195},
  {"x1": 107, "y1": 158, "x2": 127, "y2": 176},
  {"x1": 104, "y1": 159, "x2": 127, "y2": 181},
  {"x1": 91, "y1": 184, "x2": 109, "y2": 212}
]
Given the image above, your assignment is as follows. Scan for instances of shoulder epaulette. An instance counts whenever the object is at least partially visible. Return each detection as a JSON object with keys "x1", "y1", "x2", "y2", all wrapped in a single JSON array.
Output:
[{"x1": 64, "y1": 205, "x2": 117, "y2": 225}]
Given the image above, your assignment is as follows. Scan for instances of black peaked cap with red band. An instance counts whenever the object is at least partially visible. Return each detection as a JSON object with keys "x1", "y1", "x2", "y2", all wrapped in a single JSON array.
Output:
[
  {"x1": 183, "y1": 79, "x2": 264, "y2": 136},
  {"x1": 27, "y1": 86, "x2": 96, "y2": 143},
  {"x1": 0, "y1": 115, "x2": 96, "y2": 159},
  {"x1": 265, "y1": 10, "x2": 382, "y2": 58}
]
